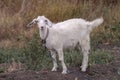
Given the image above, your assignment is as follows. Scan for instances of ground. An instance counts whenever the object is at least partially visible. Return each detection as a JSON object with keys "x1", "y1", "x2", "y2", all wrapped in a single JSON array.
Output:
[{"x1": 0, "y1": 43, "x2": 120, "y2": 80}]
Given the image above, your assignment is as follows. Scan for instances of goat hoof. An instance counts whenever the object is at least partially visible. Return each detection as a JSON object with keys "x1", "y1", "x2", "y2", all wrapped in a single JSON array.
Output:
[
  {"x1": 81, "y1": 66, "x2": 87, "y2": 72},
  {"x1": 81, "y1": 68, "x2": 86, "y2": 72},
  {"x1": 62, "y1": 71, "x2": 67, "y2": 74},
  {"x1": 51, "y1": 67, "x2": 57, "y2": 72}
]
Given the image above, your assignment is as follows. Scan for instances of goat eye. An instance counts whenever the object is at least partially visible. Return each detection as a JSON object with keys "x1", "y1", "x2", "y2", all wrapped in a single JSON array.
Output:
[{"x1": 44, "y1": 20, "x2": 48, "y2": 25}]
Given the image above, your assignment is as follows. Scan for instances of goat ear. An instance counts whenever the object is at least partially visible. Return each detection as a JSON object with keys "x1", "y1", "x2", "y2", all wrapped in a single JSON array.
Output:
[
  {"x1": 27, "y1": 19, "x2": 38, "y2": 27},
  {"x1": 35, "y1": 20, "x2": 38, "y2": 23},
  {"x1": 33, "y1": 19, "x2": 38, "y2": 23}
]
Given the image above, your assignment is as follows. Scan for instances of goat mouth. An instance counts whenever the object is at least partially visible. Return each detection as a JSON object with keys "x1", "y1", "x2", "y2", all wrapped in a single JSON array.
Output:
[{"x1": 41, "y1": 28, "x2": 44, "y2": 30}]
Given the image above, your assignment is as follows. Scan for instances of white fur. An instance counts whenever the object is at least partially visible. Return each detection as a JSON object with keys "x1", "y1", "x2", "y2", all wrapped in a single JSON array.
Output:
[{"x1": 28, "y1": 16, "x2": 103, "y2": 74}]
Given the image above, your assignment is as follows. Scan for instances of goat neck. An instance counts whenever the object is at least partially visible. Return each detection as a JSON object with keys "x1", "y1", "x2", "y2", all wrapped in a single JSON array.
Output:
[{"x1": 39, "y1": 27, "x2": 49, "y2": 44}]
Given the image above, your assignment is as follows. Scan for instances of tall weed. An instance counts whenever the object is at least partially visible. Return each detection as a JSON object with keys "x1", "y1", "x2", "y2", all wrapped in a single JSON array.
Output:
[
  {"x1": 23, "y1": 33, "x2": 52, "y2": 70},
  {"x1": 0, "y1": 0, "x2": 120, "y2": 48}
]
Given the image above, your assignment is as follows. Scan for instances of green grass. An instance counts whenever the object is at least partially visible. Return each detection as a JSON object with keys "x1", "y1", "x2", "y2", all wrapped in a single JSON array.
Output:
[
  {"x1": 64, "y1": 49, "x2": 113, "y2": 67},
  {"x1": 22, "y1": 33, "x2": 52, "y2": 70},
  {"x1": 0, "y1": 48, "x2": 23, "y2": 63},
  {"x1": 0, "y1": 48, "x2": 113, "y2": 71},
  {"x1": 0, "y1": 0, "x2": 119, "y2": 71},
  {"x1": 89, "y1": 49, "x2": 113, "y2": 65},
  {"x1": 0, "y1": 33, "x2": 114, "y2": 71},
  {"x1": 17, "y1": 34, "x2": 114, "y2": 70}
]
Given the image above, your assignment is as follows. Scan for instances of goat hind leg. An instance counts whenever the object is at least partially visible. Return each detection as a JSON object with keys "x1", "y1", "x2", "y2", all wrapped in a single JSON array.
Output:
[
  {"x1": 80, "y1": 39, "x2": 90, "y2": 72},
  {"x1": 81, "y1": 50, "x2": 89, "y2": 72}
]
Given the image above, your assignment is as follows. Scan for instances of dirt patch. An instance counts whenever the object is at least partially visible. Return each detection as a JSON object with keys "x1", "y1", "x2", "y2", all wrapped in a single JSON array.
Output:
[
  {"x1": 0, "y1": 64, "x2": 120, "y2": 80},
  {"x1": 0, "y1": 43, "x2": 120, "y2": 80}
]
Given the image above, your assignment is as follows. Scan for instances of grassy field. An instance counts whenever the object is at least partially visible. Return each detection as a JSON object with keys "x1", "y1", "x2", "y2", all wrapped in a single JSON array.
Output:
[
  {"x1": 0, "y1": 33, "x2": 114, "y2": 72},
  {"x1": 0, "y1": 0, "x2": 120, "y2": 48},
  {"x1": 0, "y1": 0, "x2": 120, "y2": 72}
]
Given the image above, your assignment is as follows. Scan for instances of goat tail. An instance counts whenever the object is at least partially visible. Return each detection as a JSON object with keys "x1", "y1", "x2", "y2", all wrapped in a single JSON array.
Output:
[{"x1": 87, "y1": 17, "x2": 104, "y2": 32}]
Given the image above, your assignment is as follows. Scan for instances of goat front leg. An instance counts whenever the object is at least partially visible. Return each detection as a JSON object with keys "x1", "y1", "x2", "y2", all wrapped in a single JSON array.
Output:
[
  {"x1": 50, "y1": 50, "x2": 58, "y2": 71},
  {"x1": 57, "y1": 49, "x2": 67, "y2": 74}
]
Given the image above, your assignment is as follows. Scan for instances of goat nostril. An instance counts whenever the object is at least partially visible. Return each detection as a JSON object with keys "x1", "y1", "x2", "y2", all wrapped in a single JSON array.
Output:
[{"x1": 41, "y1": 26, "x2": 44, "y2": 30}]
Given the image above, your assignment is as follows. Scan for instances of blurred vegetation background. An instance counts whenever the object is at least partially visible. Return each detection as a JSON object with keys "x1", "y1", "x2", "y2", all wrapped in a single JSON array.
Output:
[
  {"x1": 0, "y1": 0, "x2": 120, "y2": 48},
  {"x1": 0, "y1": 0, "x2": 119, "y2": 72}
]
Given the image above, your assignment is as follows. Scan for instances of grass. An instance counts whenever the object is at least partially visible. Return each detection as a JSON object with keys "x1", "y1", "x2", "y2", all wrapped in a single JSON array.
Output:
[
  {"x1": 0, "y1": 46, "x2": 113, "y2": 71},
  {"x1": 22, "y1": 33, "x2": 52, "y2": 70},
  {"x1": 0, "y1": 48, "x2": 23, "y2": 63},
  {"x1": 89, "y1": 49, "x2": 113, "y2": 65},
  {"x1": 0, "y1": 0, "x2": 120, "y2": 48},
  {"x1": 64, "y1": 49, "x2": 113, "y2": 67},
  {"x1": 0, "y1": 33, "x2": 113, "y2": 71},
  {"x1": 0, "y1": 0, "x2": 119, "y2": 72}
]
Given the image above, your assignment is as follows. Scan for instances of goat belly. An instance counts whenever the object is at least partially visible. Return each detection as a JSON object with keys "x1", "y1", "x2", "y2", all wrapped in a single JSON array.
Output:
[
  {"x1": 63, "y1": 39, "x2": 78, "y2": 49},
  {"x1": 45, "y1": 40, "x2": 54, "y2": 50},
  {"x1": 45, "y1": 39, "x2": 61, "y2": 50}
]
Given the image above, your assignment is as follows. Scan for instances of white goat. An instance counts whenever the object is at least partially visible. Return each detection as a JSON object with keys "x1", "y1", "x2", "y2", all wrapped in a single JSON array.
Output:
[{"x1": 27, "y1": 16, "x2": 103, "y2": 74}]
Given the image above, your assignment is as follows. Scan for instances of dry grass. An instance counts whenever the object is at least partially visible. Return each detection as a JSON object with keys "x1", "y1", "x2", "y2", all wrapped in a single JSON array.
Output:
[{"x1": 0, "y1": 0, "x2": 120, "y2": 48}]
